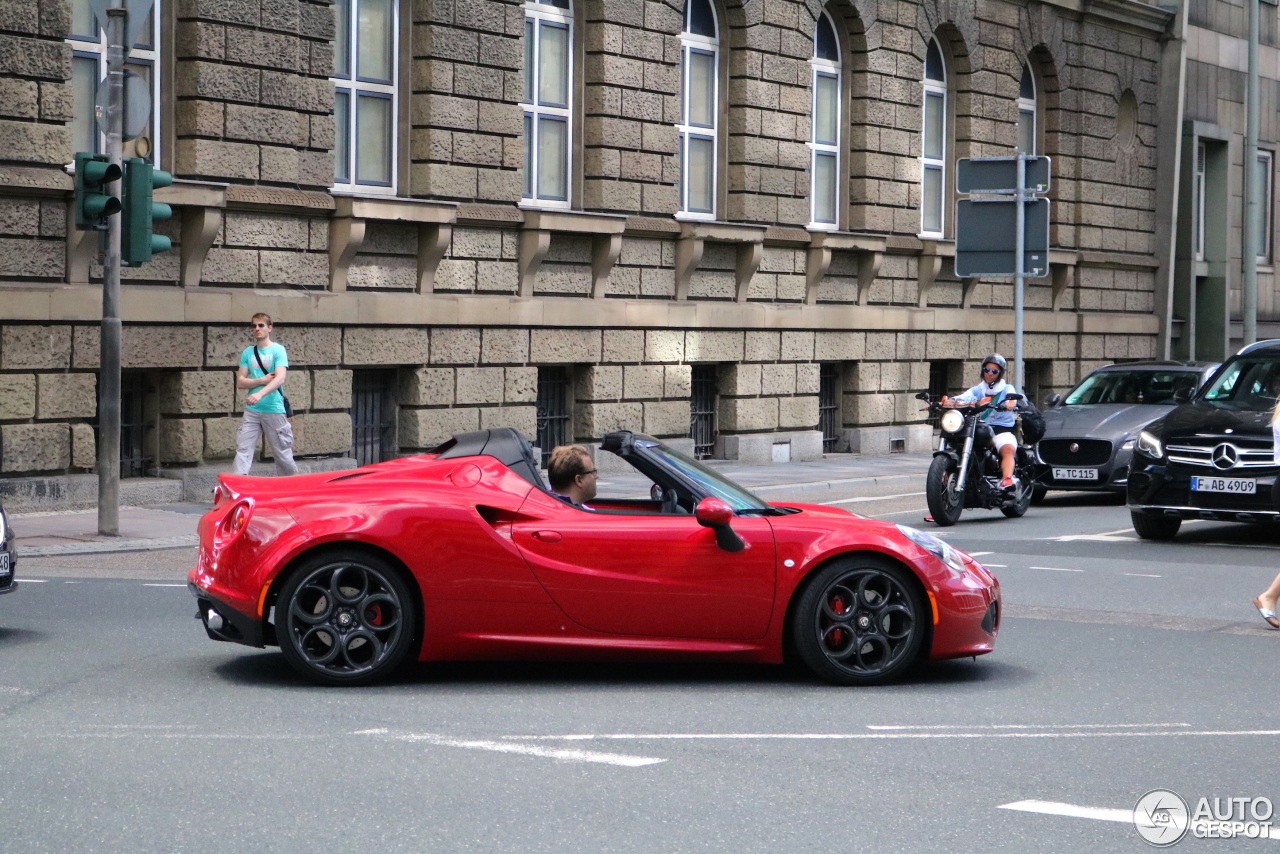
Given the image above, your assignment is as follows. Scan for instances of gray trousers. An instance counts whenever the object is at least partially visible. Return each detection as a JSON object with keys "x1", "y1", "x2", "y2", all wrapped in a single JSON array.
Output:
[{"x1": 233, "y1": 410, "x2": 298, "y2": 476}]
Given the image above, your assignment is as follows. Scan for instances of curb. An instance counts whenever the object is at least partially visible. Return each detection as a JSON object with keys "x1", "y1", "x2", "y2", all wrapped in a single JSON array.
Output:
[{"x1": 17, "y1": 535, "x2": 200, "y2": 557}]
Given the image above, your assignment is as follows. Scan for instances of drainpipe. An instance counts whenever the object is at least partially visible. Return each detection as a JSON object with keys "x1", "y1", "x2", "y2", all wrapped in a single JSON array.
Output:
[{"x1": 1243, "y1": 0, "x2": 1260, "y2": 347}]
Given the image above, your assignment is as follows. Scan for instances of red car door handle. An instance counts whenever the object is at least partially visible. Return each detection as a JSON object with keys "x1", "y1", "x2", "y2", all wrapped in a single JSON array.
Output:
[{"x1": 532, "y1": 531, "x2": 562, "y2": 543}]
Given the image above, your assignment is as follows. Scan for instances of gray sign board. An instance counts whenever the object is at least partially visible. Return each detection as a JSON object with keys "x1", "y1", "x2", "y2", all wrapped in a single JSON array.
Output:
[
  {"x1": 956, "y1": 156, "x2": 1051, "y2": 194},
  {"x1": 954, "y1": 198, "x2": 1051, "y2": 278}
]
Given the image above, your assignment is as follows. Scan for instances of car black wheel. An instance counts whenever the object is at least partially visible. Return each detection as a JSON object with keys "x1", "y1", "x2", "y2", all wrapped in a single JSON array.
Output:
[
  {"x1": 1131, "y1": 511, "x2": 1181, "y2": 541},
  {"x1": 1030, "y1": 485, "x2": 1048, "y2": 505},
  {"x1": 793, "y1": 556, "x2": 927, "y2": 686},
  {"x1": 925, "y1": 455, "x2": 964, "y2": 526},
  {"x1": 276, "y1": 550, "x2": 418, "y2": 686}
]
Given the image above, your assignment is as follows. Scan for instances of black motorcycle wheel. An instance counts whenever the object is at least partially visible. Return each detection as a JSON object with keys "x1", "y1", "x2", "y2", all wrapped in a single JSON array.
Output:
[
  {"x1": 792, "y1": 555, "x2": 927, "y2": 686},
  {"x1": 925, "y1": 455, "x2": 964, "y2": 526},
  {"x1": 1001, "y1": 480, "x2": 1033, "y2": 518}
]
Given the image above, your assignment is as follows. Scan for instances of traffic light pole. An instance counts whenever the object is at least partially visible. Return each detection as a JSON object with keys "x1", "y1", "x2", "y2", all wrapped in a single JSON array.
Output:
[
  {"x1": 1014, "y1": 154, "x2": 1025, "y2": 394},
  {"x1": 98, "y1": 1, "x2": 125, "y2": 537}
]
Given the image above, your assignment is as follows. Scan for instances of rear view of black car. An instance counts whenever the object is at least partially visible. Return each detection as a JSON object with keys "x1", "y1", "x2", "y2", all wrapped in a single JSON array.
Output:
[
  {"x1": 1128, "y1": 340, "x2": 1280, "y2": 539},
  {"x1": 0, "y1": 498, "x2": 14, "y2": 596}
]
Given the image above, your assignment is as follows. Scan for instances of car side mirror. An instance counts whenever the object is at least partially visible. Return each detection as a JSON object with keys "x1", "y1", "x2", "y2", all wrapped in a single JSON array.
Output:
[
  {"x1": 1044, "y1": 393, "x2": 1062, "y2": 409},
  {"x1": 695, "y1": 497, "x2": 745, "y2": 553},
  {"x1": 1172, "y1": 387, "x2": 1191, "y2": 403}
]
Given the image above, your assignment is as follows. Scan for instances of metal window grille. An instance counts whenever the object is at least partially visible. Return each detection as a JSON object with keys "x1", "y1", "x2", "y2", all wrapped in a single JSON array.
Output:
[
  {"x1": 536, "y1": 366, "x2": 571, "y2": 466},
  {"x1": 119, "y1": 371, "x2": 148, "y2": 478},
  {"x1": 926, "y1": 361, "x2": 950, "y2": 427},
  {"x1": 690, "y1": 364, "x2": 718, "y2": 459},
  {"x1": 819, "y1": 364, "x2": 840, "y2": 452},
  {"x1": 350, "y1": 370, "x2": 397, "y2": 466}
]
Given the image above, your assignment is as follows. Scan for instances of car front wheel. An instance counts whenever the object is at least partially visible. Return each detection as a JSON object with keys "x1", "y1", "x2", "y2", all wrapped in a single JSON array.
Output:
[
  {"x1": 1131, "y1": 511, "x2": 1181, "y2": 541},
  {"x1": 276, "y1": 550, "x2": 418, "y2": 686},
  {"x1": 793, "y1": 556, "x2": 927, "y2": 686}
]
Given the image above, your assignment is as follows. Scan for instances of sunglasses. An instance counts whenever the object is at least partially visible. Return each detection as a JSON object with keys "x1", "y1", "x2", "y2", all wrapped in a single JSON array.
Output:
[
  {"x1": 983, "y1": 367, "x2": 1001, "y2": 374},
  {"x1": 251, "y1": 323, "x2": 269, "y2": 329}
]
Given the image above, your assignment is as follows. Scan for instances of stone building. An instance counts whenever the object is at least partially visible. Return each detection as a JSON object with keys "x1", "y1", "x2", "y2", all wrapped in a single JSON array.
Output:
[
  {"x1": 1166, "y1": 5, "x2": 1280, "y2": 360},
  {"x1": 0, "y1": 0, "x2": 1175, "y2": 505}
]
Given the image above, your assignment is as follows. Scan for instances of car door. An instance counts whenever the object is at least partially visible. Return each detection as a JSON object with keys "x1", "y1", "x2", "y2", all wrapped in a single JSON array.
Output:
[{"x1": 511, "y1": 492, "x2": 777, "y2": 640}]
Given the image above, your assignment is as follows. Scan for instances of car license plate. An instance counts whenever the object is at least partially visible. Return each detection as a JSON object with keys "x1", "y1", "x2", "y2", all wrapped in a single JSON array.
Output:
[
  {"x1": 1052, "y1": 468, "x2": 1098, "y2": 481},
  {"x1": 1191, "y1": 476, "x2": 1256, "y2": 494},
  {"x1": 0, "y1": 552, "x2": 9, "y2": 576}
]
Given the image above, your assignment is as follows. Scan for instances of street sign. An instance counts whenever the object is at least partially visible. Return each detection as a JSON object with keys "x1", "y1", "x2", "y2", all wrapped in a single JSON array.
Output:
[
  {"x1": 94, "y1": 69, "x2": 151, "y2": 140},
  {"x1": 954, "y1": 198, "x2": 1050, "y2": 278},
  {"x1": 87, "y1": 0, "x2": 155, "y2": 53},
  {"x1": 957, "y1": 156, "x2": 1051, "y2": 194}
]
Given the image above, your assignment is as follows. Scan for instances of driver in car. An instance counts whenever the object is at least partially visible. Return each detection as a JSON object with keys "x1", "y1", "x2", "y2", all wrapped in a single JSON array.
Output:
[
  {"x1": 546, "y1": 445, "x2": 599, "y2": 509},
  {"x1": 942, "y1": 353, "x2": 1022, "y2": 492}
]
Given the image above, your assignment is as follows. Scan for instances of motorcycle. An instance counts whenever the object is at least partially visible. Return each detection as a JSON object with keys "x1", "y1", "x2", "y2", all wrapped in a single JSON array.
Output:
[{"x1": 916, "y1": 391, "x2": 1037, "y2": 526}]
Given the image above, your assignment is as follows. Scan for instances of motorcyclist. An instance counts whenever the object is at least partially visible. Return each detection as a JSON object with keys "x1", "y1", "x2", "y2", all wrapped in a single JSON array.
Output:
[{"x1": 942, "y1": 354, "x2": 1021, "y2": 491}]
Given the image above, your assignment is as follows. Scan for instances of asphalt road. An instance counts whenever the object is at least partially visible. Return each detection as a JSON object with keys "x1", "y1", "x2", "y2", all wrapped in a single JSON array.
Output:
[{"x1": 1, "y1": 478, "x2": 1278, "y2": 853}]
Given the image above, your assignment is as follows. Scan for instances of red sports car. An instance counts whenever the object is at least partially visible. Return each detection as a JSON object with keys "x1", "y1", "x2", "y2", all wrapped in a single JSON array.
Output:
[{"x1": 188, "y1": 428, "x2": 1000, "y2": 686}]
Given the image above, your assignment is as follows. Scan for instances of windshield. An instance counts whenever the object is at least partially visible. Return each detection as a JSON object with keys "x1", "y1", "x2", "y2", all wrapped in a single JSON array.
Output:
[
  {"x1": 1063, "y1": 369, "x2": 1201, "y2": 406},
  {"x1": 639, "y1": 441, "x2": 771, "y2": 512},
  {"x1": 1198, "y1": 357, "x2": 1280, "y2": 411}
]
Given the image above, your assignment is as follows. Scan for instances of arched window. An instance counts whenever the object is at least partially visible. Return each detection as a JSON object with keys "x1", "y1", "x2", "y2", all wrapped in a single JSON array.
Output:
[
  {"x1": 1017, "y1": 62, "x2": 1036, "y2": 155},
  {"x1": 523, "y1": 0, "x2": 573, "y2": 206},
  {"x1": 333, "y1": 0, "x2": 400, "y2": 192},
  {"x1": 810, "y1": 12, "x2": 840, "y2": 227},
  {"x1": 678, "y1": 0, "x2": 719, "y2": 218},
  {"x1": 920, "y1": 38, "x2": 946, "y2": 236}
]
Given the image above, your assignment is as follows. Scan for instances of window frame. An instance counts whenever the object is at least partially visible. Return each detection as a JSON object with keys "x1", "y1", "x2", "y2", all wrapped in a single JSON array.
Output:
[
  {"x1": 808, "y1": 11, "x2": 841, "y2": 229},
  {"x1": 920, "y1": 38, "x2": 947, "y2": 238},
  {"x1": 331, "y1": 0, "x2": 400, "y2": 195},
  {"x1": 521, "y1": 0, "x2": 574, "y2": 209},
  {"x1": 1017, "y1": 62, "x2": 1036, "y2": 157},
  {"x1": 1194, "y1": 140, "x2": 1206, "y2": 262},
  {"x1": 66, "y1": 2, "x2": 162, "y2": 164},
  {"x1": 1256, "y1": 149, "x2": 1273, "y2": 264},
  {"x1": 677, "y1": 4, "x2": 720, "y2": 222}
]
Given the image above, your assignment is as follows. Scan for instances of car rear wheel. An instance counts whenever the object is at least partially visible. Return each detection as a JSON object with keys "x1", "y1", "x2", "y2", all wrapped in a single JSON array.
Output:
[
  {"x1": 276, "y1": 550, "x2": 417, "y2": 686},
  {"x1": 793, "y1": 556, "x2": 927, "y2": 686},
  {"x1": 1131, "y1": 511, "x2": 1181, "y2": 541}
]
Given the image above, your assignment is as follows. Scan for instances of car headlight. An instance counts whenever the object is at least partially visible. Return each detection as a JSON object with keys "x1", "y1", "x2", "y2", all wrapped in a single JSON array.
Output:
[
  {"x1": 896, "y1": 524, "x2": 967, "y2": 574},
  {"x1": 1136, "y1": 430, "x2": 1163, "y2": 459},
  {"x1": 0, "y1": 508, "x2": 6, "y2": 544},
  {"x1": 940, "y1": 409, "x2": 965, "y2": 434}
]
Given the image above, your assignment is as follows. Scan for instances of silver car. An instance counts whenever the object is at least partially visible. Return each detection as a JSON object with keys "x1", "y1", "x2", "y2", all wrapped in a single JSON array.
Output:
[{"x1": 1034, "y1": 361, "x2": 1220, "y2": 499}]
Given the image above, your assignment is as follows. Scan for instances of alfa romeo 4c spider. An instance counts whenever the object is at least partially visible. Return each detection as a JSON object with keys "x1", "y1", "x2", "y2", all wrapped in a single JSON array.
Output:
[{"x1": 188, "y1": 428, "x2": 1000, "y2": 686}]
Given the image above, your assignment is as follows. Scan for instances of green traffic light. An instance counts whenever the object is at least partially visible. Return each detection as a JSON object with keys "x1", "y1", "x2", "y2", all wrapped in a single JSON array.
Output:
[
  {"x1": 73, "y1": 152, "x2": 121, "y2": 232},
  {"x1": 121, "y1": 158, "x2": 175, "y2": 267}
]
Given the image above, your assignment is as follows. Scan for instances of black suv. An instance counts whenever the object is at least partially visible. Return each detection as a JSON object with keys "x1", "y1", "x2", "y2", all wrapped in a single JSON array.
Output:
[{"x1": 1127, "y1": 339, "x2": 1280, "y2": 539}]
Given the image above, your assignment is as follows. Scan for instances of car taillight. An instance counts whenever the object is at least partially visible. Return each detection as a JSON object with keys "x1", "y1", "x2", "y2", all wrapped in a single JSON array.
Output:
[
  {"x1": 212, "y1": 485, "x2": 225, "y2": 506},
  {"x1": 219, "y1": 499, "x2": 253, "y2": 542}
]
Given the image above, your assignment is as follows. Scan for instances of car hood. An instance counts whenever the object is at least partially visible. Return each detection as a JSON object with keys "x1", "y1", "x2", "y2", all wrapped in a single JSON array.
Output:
[
  {"x1": 1043, "y1": 403, "x2": 1172, "y2": 439},
  {"x1": 1153, "y1": 403, "x2": 1276, "y2": 440}
]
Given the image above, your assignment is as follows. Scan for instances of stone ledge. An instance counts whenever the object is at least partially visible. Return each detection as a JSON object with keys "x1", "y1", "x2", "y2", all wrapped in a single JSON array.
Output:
[
  {"x1": 716, "y1": 431, "x2": 823, "y2": 465},
  {"x1": 0, "y1": 475, "x2": 184, "y2": 514},
  {"x1": 840, "y1": 424, "x2": 934, "y2": 455}
]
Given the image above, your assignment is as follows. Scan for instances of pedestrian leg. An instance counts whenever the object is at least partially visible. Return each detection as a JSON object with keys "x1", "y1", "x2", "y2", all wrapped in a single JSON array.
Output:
[
  {"x1": 232, "y1": 412, "x2": 263, "y2": 475},
  {"x1": 260, "y1": 412, "x2": 299, "y2": 476}
]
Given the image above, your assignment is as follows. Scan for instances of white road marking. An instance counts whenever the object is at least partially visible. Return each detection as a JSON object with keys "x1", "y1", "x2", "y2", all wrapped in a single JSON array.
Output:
[
  {"x1": 142, "y1": 583, "x2": 188, "y2": 587},
  {"x1": 0, "y1": 686, "x2": 36, "y2": 696},
  {"x1": 967, "y1": 551, "x2": 995, "y2": 557},
  {"x1": 508, "y1": 728, "x2": 1280, "y2": 742},
  {"x1": 982, "y1": 564, "x2": 1008, "y2": 568},
  {"x1": 1123, "y1": 573, "x2": 1162, "y2": 578},
  {"x1": 357, "y1": 729, "x2": 665, "y2": 767},
  {"x1": 998, "y1": 800, "x2": 1131, "y2": 824},
  {"x1": 1030, "y1": 566, "x2": 1085, "y2": 572},
  {"x1": 14, "y1": 578, "x2": 46, "y2": 583},
  {"x1": 866, "y1": 723, "x2": 1190, "y2": 731},
  {"x1": 821, "y1": 492, "x2": 927, "y2": 506}
]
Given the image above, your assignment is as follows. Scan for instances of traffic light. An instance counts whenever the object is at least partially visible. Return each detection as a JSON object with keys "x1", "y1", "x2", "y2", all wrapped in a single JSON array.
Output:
[
  {"x1": 73, "y1": 152, "x2": 121, "y2": 231},
  {"x1": 120, "y1": 157, "x2": 174, "y2": 267}
]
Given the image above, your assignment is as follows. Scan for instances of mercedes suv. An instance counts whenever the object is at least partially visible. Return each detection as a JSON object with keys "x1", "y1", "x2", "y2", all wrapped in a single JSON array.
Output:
[{"x1": 1127, "y1": 339, "x2": 1280, "y2": 539}]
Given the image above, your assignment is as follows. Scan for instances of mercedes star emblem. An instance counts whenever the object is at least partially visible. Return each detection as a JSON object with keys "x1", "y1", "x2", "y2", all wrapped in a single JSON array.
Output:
[
  {"x1": 1211, "y1": 443, "x2": 1239, "y2": 470},
  {"x1": 1069, "y1": 442, "x2": 1080, "y2": 453}
]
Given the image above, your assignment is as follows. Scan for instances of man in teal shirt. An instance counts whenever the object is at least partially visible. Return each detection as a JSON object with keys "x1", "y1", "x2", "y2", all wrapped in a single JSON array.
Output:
[{"x1": 232, "y1": 313, "x2": 298, "y2": 476}]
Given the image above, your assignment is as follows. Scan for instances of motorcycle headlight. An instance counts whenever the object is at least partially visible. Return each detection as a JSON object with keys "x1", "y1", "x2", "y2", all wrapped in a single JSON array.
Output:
[
  {"x1": 940, "y1": 410, "x2": 965, "y2": 434},
  {"x1": 1136, "y1": 430, "x2": 1163, "y2": 459},
  {"x1": 896, "y1": 524, "x2": 968, "y2": 574}
]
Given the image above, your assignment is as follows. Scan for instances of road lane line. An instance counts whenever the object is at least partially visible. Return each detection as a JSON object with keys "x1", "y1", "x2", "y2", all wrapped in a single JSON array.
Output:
[
  {"x1": 866, "y1": 723, "x2": 1190, "y2": 731},
  {"x1": 967, "y1": 551, "x2": 994, "y2": 557},
  {"x1": 821, "y1": 492, "x2": 926, "y2": 505},
  {"x1": 357, "y1": 729, "x2": 665, "y2": 767},
  {"x1": 982, "y1": 564, "x2": 1008, "y2": 568},
  {"x1": 998, "y1": 800, "x2": 1131, "y2": 823},
  {"x1": 1030, "y1": 566, "x2": 1085, "y2": 572},
  {"x1": 142, "y1": 583, "x2": 188, "y2": 587},
  {"x1": 14, "y1": 578, "x2": 46, "y2": 582},
  {"x1": 508, "y1": 729, "x2": 1280, "y2": 741},
  {"x1": 1123, "y1": 573, "x2": 1162, "y2": 578}
]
